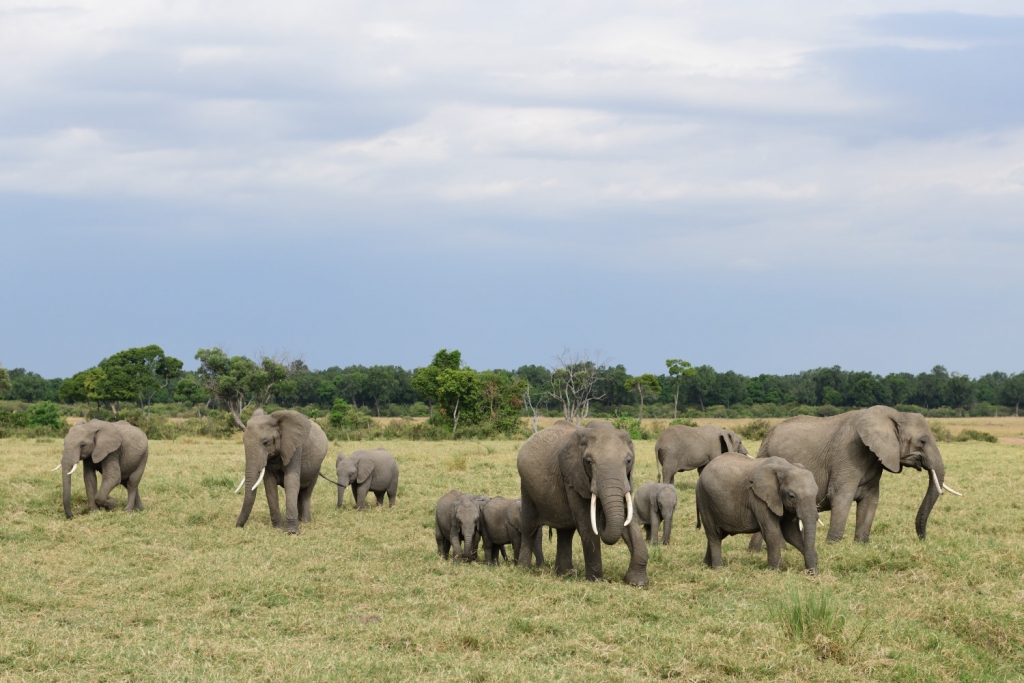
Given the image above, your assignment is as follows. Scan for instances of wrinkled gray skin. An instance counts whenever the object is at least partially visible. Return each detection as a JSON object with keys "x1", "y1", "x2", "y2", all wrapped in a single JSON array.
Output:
[
  {"x1": 697, "y1": 454, "x2": 819, "y2": 573},
  {"x1": 60, "y1": 420, "x2": 149, "y2": 519},
  {"x1": 335, "y1": 449, "x2": 399, "y2": 510},
  {"x1": 517, "y1": 420, "x2": 648, "y2": 586},
  {"x1": 748, "y1": 406, "x2": 948, "y2": 549},
  {"x1": 236, "y1": 409, "x2": 328, "y2": 534},
  {"x1": 655, "y1": 425, "x2": 748, "y2": 485},
  {"x1": 435, "y1": 490, "x2": 490, "y2": 562},
  {"x1": 633, "y1": 482, "x2": 678, "y2": 545},
  {"x1": 480, "y1": 497, "x2": 544, "y2": 566}
]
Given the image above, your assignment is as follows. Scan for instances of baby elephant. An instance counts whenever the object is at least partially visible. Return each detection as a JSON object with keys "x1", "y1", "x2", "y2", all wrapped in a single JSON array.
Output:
[
  {"x1": 480, "y1": 497, "x2": 545, "y2": 566},
  {"x1": 633, "y1": 482, "x2": 678, "y2": 545},
  {"x1": 435, "y1": 490, "x2": 490, "y2": 562},
  {"x1": 334, "y1": 449, "x2": 399, "y2": 510},
  {"x1": 696, "y1": 454, "x2": 819, "y2": 573}
]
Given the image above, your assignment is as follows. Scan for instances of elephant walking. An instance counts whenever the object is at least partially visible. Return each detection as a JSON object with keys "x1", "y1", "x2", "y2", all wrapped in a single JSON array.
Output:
[
  {"x1": 235, "y1": 410, "x2": 329, "y2": 534},
  {"x1": 517, "y1": 420, "x2": 648, "y2": 586},
  {"x1": 58, "y1": 419, "x2": 149, "y2": 519},
  {"x1": 332, "y1": 449, "x2": 399, "y2": 510},
  {"x1": 655, "y1": 425, "x2": 747, "y2": 484},
  {"x1": 748, "y1": 406, "x2": 957, "y2": 548},
  {"x1": 697, "y1": 454, "x2": 819, "y2": 573},
  {"x1": 633, "y1": 482, "x2": 678, "y2": 545},
  {"x1": 435, "y1": 490, "x2": 490, "y2": 562},
  {"x1": 481, "y1": 497, "x2": 544, "y2": 566}
]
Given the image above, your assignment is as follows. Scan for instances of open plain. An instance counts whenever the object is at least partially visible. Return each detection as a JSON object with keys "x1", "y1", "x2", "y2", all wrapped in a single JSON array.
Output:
[{"x1": 1, "y1": 431, "x2": 1022, "y2": 682}]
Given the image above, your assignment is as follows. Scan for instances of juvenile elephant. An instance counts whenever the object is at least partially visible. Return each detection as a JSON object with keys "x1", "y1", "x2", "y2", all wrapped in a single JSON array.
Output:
[
  {"x1": 655, "y1": 425, "x2": 748, "y2": 484},
  {"x1": 331, "y1": 449, "x2": 399, "y2": 510},
  {"x1": 749, "y1": 405, "x2": 958, "y2": 547},
  {"x1": 697, "y1": 454, "x2": 819, "y2": 573},
  {"x1": 435, "y1": 490, "x2": 490, "y2": 562},
  {"x1": 235, "y1": 409, "x2": 328, "y2": 534},
  {"x1": 480, "y1": 497, "x2": 544, "y2": 566},
  {"x1": 517, "y1": 420, "x2": 648, "y2": 586},
  {"x1": 57, "y1": 419, "x2": 148, "y2": 519},
  {"x1": 633, "y1": 482, "x2": 678, "y2": 545}
]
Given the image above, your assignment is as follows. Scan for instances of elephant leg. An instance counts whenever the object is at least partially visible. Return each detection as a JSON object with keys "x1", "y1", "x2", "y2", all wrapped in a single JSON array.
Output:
[
  {"x1": 780, "y1": 518, "x2": 804, "y2": 553},
  {"x1": 96, "y1": 458, "x2": 122, "y2": 510},
  {"x1": 517, "y1": 497, "x2": 540, "y2": 568},
  {"x1": 499, "y1": 545, "x2": 509, "y2": 562},
  {"x1": 373, "y1": 491, "x2": 385, "y2": 507},
  {"x1": 83, "y1": 461, "x2": 99, "y2": 511},
  {"x1": 533, "y1": 529, "x2": 544, "y2": 567},
  {"x1": 577, "y1": 524, "x2": 603, "y2": 582},
  {"x1": 620, "y1": 521, "x2": 650, "y2": 586},
  {"x1": 387, "y1": 480, "x2": 398, "y2": 507},
  {"x1": 133, "y1": 492, "x2": 144, "y2": 511},
  {"x1": 643, "y1": 524, "x2": 652, "y2": 542},
  {"x1": 854, "y1": 480, "x2": 881, "y2": 543},
  {"x1": 264, "y1": 473, "x2": 283, "y2": 528},
  {"x1": 649, "y1": 511, "x2": 662, "y2": 546},
  {"x1": 747, "y1": 532, "x2": 764, "y2": 553},
  {"x1": 283, "y1": 470, "x2": 301, "y2": 533},
  {"x1": 827, "y1": 491, "x2": 856, "y2": 543},
  {"x1": 555, "y1": 528, "x2": 576, "y2": 576},
  {"x1": 435, "y1": 527, "x2": 449, "y2": 559},
  {"x1": 510, "y1": 529, "x2": 522, "y2": 563},
  {"x1": 354, "y1": 481, "x2": 371, "y2": 511},
  {"x1": 298, "y1": 485, "x2": 314, "y2": 523},
  {"x1": 707, "y1": 534, "x2": 724, "y2": 568},
  {"x1": 762, "y1": 520, "x2": 785, "y2": 570},
  {"x1": 337, "y1": 481, "x2": 344, "y2": 508}
]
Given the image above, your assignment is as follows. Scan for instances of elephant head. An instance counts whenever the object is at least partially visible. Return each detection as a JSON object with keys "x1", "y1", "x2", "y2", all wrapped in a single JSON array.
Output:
[
  {"x1": 60, "y1": 419, "x2": 122, "y2": 519},
  {"x1": 560, "y1": 423, "x2": 636, "y2": 545},
  {"x1": 725, "y1": 430, "x2": 749, "y2": 456},
  {"x1": 452, "y1": 495, "x2": 489, "y2": 561},
  {"x1": 336, "y1": 453, "x2": 371, "y2": 489},
  {"x1": 856, "y1": 406, "x2": 950, "y2": 540},
  {"x1": 655, "y1": 485, "x2": 678, "y2": 544},
  {"x1": 235, "y1": 409, "x2": 312, "y2": 528},
  {"x1": 750, "y1": 458, "x2": 819, "y2": 572}
]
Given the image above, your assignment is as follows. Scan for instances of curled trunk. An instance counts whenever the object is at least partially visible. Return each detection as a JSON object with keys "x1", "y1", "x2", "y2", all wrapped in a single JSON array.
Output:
[{"x1": 915, "y1": 459, "x2": 945, "y2": 540}]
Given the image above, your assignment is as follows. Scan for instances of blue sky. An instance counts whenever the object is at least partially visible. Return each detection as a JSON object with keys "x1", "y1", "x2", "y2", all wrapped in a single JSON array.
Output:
[{"x1": 2, "y1": 2, "x2": 1023, "y2": 378}]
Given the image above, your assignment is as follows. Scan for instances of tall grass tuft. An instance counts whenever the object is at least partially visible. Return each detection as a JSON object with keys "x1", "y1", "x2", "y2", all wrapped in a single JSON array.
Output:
[{"x1": 773, "y1": 588, "x2": 863, "y2": 661}]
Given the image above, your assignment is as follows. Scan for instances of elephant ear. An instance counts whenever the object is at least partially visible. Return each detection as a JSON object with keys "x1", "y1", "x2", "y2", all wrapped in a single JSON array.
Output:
[
  {"x1": 274, "y1": 410, "x2": 312, "y2": 467},
  {"x1": 557, "y1": 429, "x2": 592, "y2": 499},
  {"x1": 717, "y1": 431, "x2": 731, "y2": 455},
  {"x1": 355, "y1": 456, "x2": 374, "y2": 485},
  {"x1": 856, "y1": 406, "x2": 901, "y2": 473},
  {"x1": 91, "y1": 421, "x2": 122, "y2": 464},
  {"x1": 750, "y1": 465, "x2": 784, "y2": 517}
]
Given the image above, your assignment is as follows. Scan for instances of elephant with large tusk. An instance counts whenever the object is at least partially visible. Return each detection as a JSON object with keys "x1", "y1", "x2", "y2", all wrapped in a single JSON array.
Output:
[
  {"x1": 516, "y1": 420, "x2": 648, "y2": 586},
  {"x1": 57, "y1": 419, "x2": 149, "y2": 519}
]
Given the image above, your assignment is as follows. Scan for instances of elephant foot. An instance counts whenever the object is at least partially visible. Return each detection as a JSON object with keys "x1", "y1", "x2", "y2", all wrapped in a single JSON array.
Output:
[
  {"x1": 624, "y1": 568, "x2": 648, "y2": 587},
  {"x1": 805, "y1": 568, "x2": 818, "y2": 575},
  {"x1": 286, "y1": 528, "x2": 300, "y2": 535},
  {"x1": 101, "y1": 500, "x2": 117, "y2": 511}
]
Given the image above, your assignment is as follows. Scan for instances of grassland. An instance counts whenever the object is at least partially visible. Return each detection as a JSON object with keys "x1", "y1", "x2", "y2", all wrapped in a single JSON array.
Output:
[{"x1": 0, "y1": 432, "x2": 1022, "y2": 682}]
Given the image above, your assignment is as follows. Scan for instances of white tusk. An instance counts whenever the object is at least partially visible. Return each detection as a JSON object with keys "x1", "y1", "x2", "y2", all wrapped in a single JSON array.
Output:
[
  {"x1": 51, "y1": 463, "x2": 62, "y2": 472},
  {"x1": 817, "y1": 519, "x2": 824, "y2": 527},
  {"x1": 590, "y1": 494, "x2": 599, "y2": 536},
  {"x1": 251, "y1": 467, "x2": 265, "y2": 492},
  {"x1": 234, "y1": 476, "x2": 246, "y2": 494},
  {"x1": 799, "y1": 519, "x2": 804, "y2": 532},
  {"x1": 624, "y1": 492, "x2": 633, "y2": 527},
  {"x1": 931, "y1": 469, "x2": 943, "y2": 495},
  {"x1": 65, "y1": 463, "x2": 78, "y2": 475},
  {"x1": 942, "y1": 483, "x2": 963, "y2": 496}
]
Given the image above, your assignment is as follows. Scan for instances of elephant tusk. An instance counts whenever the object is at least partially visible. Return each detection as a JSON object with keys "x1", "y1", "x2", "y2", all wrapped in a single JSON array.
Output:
[
  {"x1": 624, "y1": 492, "x2": 633, "y2": 527},
  {"x1": 817, "y1": 519, "x2": 824, "y2": 527},
  {"x1": 51, "y1": 463, "x2": 62, "y2": 472},
  {"x1": 590, "y1": 494, "x2": 599, "y2": 536},
  {"x1": 942, "y1": 483, "x2": 963, "y2": 496},
  {"x1": 65, "y1": 463, "x2": 78, "y2": 475},
  {"x1": 930, "y1": 469, "x2": 943, "y2": 495},
  {"x1": 251, "y1": 467, "x2": 266, "y2": 492},
  {"x1": 799, "y1": 519, "x2": 804, "y2": 532},
  {"x1": 234, "y1": 476, "x2": 246, "y2": 494}
]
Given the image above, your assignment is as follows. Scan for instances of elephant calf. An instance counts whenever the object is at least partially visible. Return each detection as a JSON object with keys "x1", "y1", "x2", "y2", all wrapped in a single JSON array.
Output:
[
  {"x1": 481, "y1": 497, "x2": 544, "y2": 566},
  {"x1": 696, "y1": 454, "x2": 819, "y2": 574},
  {"x1": 435, "y1": 490, "x2": 490, "y2": 562},
  {"x1": 633, "y1": 482, "x2": 678, "y2": 545},
  {"x1": 333, "y1": 449, "x2": 399, "y2": 510}
]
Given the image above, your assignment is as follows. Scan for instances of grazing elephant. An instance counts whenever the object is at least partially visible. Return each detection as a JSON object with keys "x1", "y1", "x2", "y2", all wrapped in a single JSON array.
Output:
[
  {"x1": 748, "y1": 406, "x2": 958, "y2": 548},
  {"x1": 697, "y1": 454, "x2": 819, "y2": 573},
  {"x1": 435, "y1": 490, "x2": 490, "y2": 562},
  {"x1": 517, "y1": 420, "x2": 648, "y2": 586},
  {"x1": 481, "y1": 497, "x2": 545, "y2": 566},
  {"x1": 235, "y1": 409, "x2": 328, "y2": 534},
  {"x1": 331, "y1": 449, "x2": 399, "y2": 510},
  {"x1": 57, "y1": 419, "x2": 148, "y2": 519},
  {"x1": 633, "y1": 482, "x2": 678, "y2": 545},
  {"x1": 655, "y1": 425, "x2": 748, "y2": 484}
]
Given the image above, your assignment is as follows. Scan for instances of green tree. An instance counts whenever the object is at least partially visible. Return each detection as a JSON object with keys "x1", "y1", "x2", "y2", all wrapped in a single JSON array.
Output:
[
  {"x1": 946, "y1": 372, "x2": 975, "y2": 416},
  {"x1": 665, "y1": 359, "x2": 695, "y2": 419},
  {"x1": 194, "y1": 348, "x2": 290, "y2": 429},
  {"x1": 435, "y1": 367, "x2": 480, "y2": 437},
  {"x1": 91, "y1": 345, "x2": 184, "y2": 413},
  {"x1": 1000, "y1": 373, "x2": 1024, "y2": 417},
  {"x1": 691, "y1": 365, "x2": 716, "y2": 416},
  {"x1": 0, "y1": 365, "x2": 11, "y2": 397},
  {"x1": 479, "y1": 370, "x2": 527, "y2": 435},
  {"x1": 28, "y1": 401, "x2": 64, "y2": 430},
  {"x1": 173, "y1": 373, "x2": 209, "y2": 407},
  {"x1": 626, "y1": 373, "x2": 662, "y2": 421},
  {"x1": 365, "y1": 365, "x2": 402, "y2": 417},
  {"x1": 412, "y1": 349, "x2": 462, "y2": 418}
]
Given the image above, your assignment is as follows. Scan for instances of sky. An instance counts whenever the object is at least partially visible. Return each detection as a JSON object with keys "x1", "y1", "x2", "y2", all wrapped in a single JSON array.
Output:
[{"x1": 2, "y1": 1, "x2": 1023, "y2": 379}]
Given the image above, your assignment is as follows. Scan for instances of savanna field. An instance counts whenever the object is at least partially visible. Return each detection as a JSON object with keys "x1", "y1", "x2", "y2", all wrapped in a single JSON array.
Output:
[{"x1": 1, "y1": 421, "x2": 1023, "y2": 682}]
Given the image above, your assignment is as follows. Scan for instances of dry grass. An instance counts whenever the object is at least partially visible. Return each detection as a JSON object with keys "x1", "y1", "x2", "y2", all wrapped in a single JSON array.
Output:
[{"x1": 0, "y1": 435, "x2": 1022, "y2": 681}]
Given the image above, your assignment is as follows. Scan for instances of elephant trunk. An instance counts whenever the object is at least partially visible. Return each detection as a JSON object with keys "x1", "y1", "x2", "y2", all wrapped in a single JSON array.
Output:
[
  {"x1": 235, "y1": 455, "x2": 267, "y2": 528},
  {"x1": 661, "y1": 511, "x2": 674, "y2": 545},
  {"x1": 915, "y1": 455, "x2": 945, "y2": 540},
  {"x1": 596, "y1": 482, "x2": 626, "y2": 545},
  {"x1": 61, "y1": 448, "x2": 79, "y2": 519},
  {"x1": 799, "y1": 505, "x2": 818, "y2": 572}
]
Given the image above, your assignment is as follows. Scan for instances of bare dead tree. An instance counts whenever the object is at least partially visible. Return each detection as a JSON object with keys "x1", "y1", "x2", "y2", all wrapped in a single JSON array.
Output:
[
  {"x1": 523, "y1": 383, "x2": 540, "y2": 433},
  {"x1": 547, "y1": 348, "x2": 607, "y2": 425}
]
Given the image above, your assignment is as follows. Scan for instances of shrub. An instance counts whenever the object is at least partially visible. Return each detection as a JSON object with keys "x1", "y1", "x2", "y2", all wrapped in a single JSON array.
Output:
[
  {"x1": 736, "y1": 419, "x2": 772, "y2": 441},
  {"x1": 27, "y1": 401, "x2": 65, "y2": 430},
  {"x1": 773, "y1": 588, "x2": 864, "y2": 662},
  {"x1": 329, "y1": 398, "x2": 371, "y2": 431},
  {"x1": 669, "y1": 418, "x2": 698, "y2": 427},
  {"x1": 956, "y1": 429, "x2": 997, "y2": 443},
  {"x1": 929, "y1": 422, "x2": 953, "y2": 442},
  {"x1": 612, "y1": 415, "x2": 645, "y2": 440}
]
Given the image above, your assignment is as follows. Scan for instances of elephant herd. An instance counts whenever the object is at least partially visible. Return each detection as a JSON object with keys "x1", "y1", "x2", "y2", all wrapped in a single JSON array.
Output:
[{"x1": 55, "y1": 405, "x2": 961, "y2": 588}]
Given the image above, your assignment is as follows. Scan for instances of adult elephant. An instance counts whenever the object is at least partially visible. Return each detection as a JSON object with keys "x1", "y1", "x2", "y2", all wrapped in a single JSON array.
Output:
[
  {"x1": 57, "y1": 419, "x2": 148, "y2": 519},
  {"x1": 655, "y1": 425, "x2": 748, "y2": 484},
  {"x1": 517, "y1": 420, "x2": 648, "y2": 586},
  {"x1": 749, "y1": 405, "x2": 959, "y2": 546},
  {"x1": 235, "y1": 409, "x2": 328, "y2": 534}
]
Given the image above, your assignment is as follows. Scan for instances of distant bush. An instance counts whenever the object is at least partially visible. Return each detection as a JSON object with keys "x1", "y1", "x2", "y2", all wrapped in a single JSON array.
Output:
[
  {"x1": 736, "y1": 419, "x2": 772, "y2": 441},
  {"x1": 929, "y1": 422, "x2": 953, "y2": 442},
  {"x1": 0, "y1": 402, "x2": 68, "y2": 438},
  {"x1": 956, "y1": 429, "x2": 997, "y2": 443},
  {"x1": 669, "y1": 418, "x2": 698, "y2": 427}
]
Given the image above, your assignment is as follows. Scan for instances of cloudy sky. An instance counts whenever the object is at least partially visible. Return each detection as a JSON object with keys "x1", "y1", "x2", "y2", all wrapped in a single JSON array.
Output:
[{"x1": 2, "y1": 1, "x2": 1023, "y2": 378}]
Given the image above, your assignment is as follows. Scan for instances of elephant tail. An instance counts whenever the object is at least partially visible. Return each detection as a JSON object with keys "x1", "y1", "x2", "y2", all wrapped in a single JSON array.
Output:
[
  {"x1": 318, "y1": 472, "x2": 344, "y2": 487},
  {"x1": 548, "y1": 526, "x2": 553, "y2": 541},
  {"x1": 695, "y1": 494, "x2": 702, "y2": 530}
]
